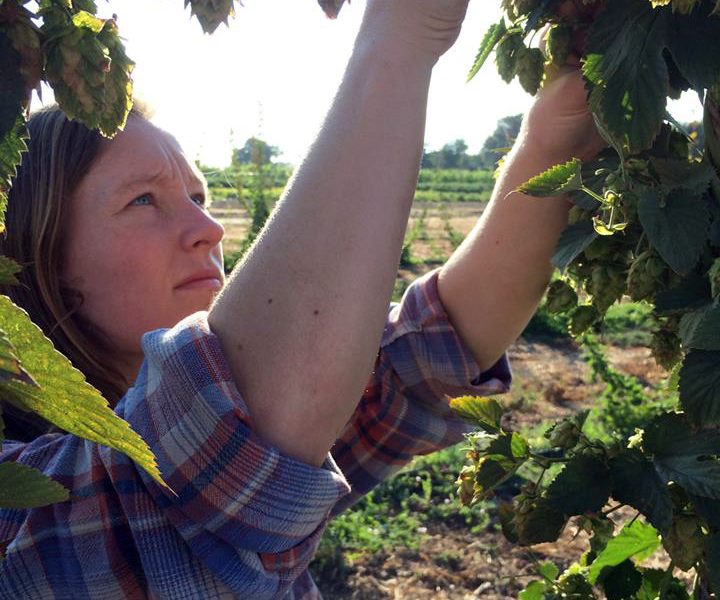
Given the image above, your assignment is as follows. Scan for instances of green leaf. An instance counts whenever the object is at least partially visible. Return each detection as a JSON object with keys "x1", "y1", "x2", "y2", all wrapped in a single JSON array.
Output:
[
  {"x1": 546, "y1": 454, "x2": 612, "y2": 516},
  {"x1": 649, "y1": 158, "x2": 715, "y2": 197},
  {"x1": 538, "y1": 561, "x2": 559, "y2": 583},
  {"x1": 0, "y1": 296, "x2": 169, "y2": 491},
  {"x1": 610, "y1": 449, "x2": 672, "y2": 532},
  {"x1": 0, "y1": 29, "x2": 27, "y2": 142},
  {"x1": 0, "y1": 256, "x2": 21, "y2": 286},
  {"x1": 0, "y1": 462, "x2": 69, "y2": 508},
  {"x1": 552, "y1": 220, "x2": 598, "y2": 272},
  {"x1": 678, "y1": 306, "x2": 720, "y2": 351},
  {"x1": 518, "y1": 159, "x2": 583, "y2": 198},
  {"x1": 486, "y1": 431, "x2": 530, "y2": 460},
  {"x1": 467, "y1": 19, "x2": 506, "y2": 83},
  {"x1": 584, "y1": 0, "x2": 670, "y2": 152},
  {"x1": 0, "y1": 327, "x2": 35, "y2": 388},
  {"x1": 0, "y1": 115, "x2": 28, "y2": 194},
  {"x1": 654, "y1": 274, "x2": 711, "y2": 315},
  {"x1": 600, "y1": 560, "x2": 643, "y2": 600},
  {"x1": 637, "y1": 188, "x2": 709, "y2": 274},
  {"x1": 449, "y1": 396, "x2": 504, "y2": 433},
  {"x1": 71, "y1": 10, "x2": 105, "y2": 33},
  {"x1": 588, "y1": 520, "x2": 661, "y2": 584},
  {"x1": 516, "y1": 499, "x2": 567, "y2": 546},
  {"x1": 643, "y1": 412, "x2": 720, "y2": 498},
  {"x1": 519, "y1": 581, "x2": 547, "y2": 600},
  {"x1": 474, "y1": 457, "x2": 514, "y2": 495},
  {"x1": 667, "y1": 4, "x2": 720, "y2": 93},
  {"x1": 679, "y1": 351, "x2": 720, "y2": 426}
]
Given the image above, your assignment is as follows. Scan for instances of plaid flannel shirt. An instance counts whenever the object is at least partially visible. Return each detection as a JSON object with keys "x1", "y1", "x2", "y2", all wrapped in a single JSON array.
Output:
[{"x1": 0, "y1": 268, "x2": 511, "y2": 599}]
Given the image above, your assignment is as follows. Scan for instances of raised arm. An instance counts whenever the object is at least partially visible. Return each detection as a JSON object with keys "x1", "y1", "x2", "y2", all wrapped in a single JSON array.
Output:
[
  {"x1": 208, "y1": 0, "x2": 469, "y2": 467},
  {"x1": 437, "y1": 68, "x2": 607, "y2": 372}
]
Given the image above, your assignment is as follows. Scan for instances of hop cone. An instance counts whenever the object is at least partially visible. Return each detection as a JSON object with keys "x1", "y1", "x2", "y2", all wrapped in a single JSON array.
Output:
[
  {"x1": 42, "y1": 6, "x2": 133, "y2": 137},
  {"x1": 185, "y1": 0, "x2": 235, "y2": 34}
]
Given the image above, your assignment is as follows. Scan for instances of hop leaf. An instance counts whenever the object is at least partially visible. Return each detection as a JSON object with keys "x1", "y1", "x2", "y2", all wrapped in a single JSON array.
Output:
[{"x1": 496, "y1": 32, "x2": 525, "y2": 84}]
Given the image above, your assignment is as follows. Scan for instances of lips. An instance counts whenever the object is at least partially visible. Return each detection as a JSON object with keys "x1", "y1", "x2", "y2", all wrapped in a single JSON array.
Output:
[{"x1": 175, "y1": 269, "x2": 224, "y2": 290}]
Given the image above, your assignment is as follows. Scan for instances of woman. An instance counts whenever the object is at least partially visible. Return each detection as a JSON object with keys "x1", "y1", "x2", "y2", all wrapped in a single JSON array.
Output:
[{"x1": 0, "y1": 0, "x2": 604, "y2": 598}]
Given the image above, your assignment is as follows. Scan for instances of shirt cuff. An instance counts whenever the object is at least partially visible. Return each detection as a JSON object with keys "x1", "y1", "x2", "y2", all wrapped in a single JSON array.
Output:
[{"x1": 381, "y1": 268, "x2": 512, "y2": 403}]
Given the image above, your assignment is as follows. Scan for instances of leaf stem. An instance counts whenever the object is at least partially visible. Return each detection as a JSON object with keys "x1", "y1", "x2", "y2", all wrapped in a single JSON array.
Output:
[{"x1": 581, "y1": 185, "x2": 606, "y2": 205}]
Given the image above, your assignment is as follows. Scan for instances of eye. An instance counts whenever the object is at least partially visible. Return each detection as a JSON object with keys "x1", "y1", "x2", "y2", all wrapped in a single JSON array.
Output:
[
  {"x1": 191, "y1": 193, "x2": 207, "y2": 208},
  {"x1": 129, "y1": 193, "x2": 152, "y2": 207}
]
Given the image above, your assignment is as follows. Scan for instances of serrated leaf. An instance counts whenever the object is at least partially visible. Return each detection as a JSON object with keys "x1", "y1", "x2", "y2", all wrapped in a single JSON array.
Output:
[
  {"x1": 475, "y1": 457, "x2": 513, "y2": 495},
  {"x1": 552, "y1": 220, "x2": 598, "y2": 272},
  {"x1": 518, "y1": 159, "x2": 583, "y2": 198},
  {"x1": 546, "y1": 454, "x2": 612, "y2": 516},
  {"x1": 643, "y1": 412, "x2": 720, "y2": 498},
  {"x1": 0, "y1": 462, "x2": 69, "y2": 508},
  {"x1": 678, "y1": 306, "x2": 720, "y2": 351},
  {"x1": 638, "y1": 188, "x2": 709, "y2": 274},
  {"x1": 584, "y1": 0, "x2": 670, "y2": 153},
  {"x1": 0, "y1": 256, "x2": 21, "y2": 286},
  {"x1": 0, "y1": 114, "x2": 28, "y2": 196},
  {"x1": 0, "y1": 296, "x2": 169, "y2": 491},
  {"x1": 654, "y1": 274, "x2": 711, "y2": 315},
  {"x1": 588, "y1": 521, "x2": 660, "y2": 584},
  {"x1": 449, "y1": 396, "x2": 503, "y2": 433},
  {"x1": 467, "y1": 19, "x2": 506, "y2": 83},
  {"x1": 679, "y1": 351, "x2": 720, "y2": 426},
  {"x1": 486, "y1": 431, "x2": 530, "y2": 460},
  {"x1": 610, "y1": 449, "x2": 672, "y2": 531},
  {"x1": 498, "y1": 501, "x2": 518, "y2": 543}
]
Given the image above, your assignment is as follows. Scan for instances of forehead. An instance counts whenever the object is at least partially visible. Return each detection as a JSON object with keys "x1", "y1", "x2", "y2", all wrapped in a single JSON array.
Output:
[{"x1": 84, "y1": 116, "x2": 203, "y2": 190}]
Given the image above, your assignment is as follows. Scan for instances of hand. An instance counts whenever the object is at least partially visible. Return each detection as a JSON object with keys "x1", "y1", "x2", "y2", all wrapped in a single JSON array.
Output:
[
  {"x1": 521, "y1": 67, "x2": 607, "y2": 164},
  {"x1": 519, "y1": 1, "x2": 606, "y2": 164},
  {"x1": 358, "y1": 0, "x2": 470, "y2": 66}
]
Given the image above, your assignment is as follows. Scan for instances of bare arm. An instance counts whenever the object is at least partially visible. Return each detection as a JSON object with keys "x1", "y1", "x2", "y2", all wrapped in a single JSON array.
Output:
[
  {"x1": 437, "y1": 69, "x2": 607, "y2": 372},
  {"x1": 208, "y1": 0, "x2": 469, "y2": 467}
]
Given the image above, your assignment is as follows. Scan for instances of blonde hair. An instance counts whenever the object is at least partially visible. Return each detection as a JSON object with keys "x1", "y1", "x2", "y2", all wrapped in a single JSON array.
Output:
[{"x1": 0, "y1": 103, "x2": 152, "y2": 441}]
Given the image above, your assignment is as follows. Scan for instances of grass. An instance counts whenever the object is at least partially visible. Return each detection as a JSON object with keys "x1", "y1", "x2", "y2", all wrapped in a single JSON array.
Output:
[{"x1": 310, "y1": 442, "x2": 496, "y2": 580}]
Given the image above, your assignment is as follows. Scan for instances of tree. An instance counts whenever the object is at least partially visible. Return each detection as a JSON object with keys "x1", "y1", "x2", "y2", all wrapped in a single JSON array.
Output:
[
  {"x1": 232, "y1": 136, "x2": 279, "y2": 166},
  {"x1": 476, "y1": 113, "x2": 522, "y2": 169}
]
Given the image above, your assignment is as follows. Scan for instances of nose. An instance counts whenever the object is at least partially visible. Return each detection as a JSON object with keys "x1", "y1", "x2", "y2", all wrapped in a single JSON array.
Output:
[{"x1": 179, "y1": 198, "x2": 226, "y2": 251}]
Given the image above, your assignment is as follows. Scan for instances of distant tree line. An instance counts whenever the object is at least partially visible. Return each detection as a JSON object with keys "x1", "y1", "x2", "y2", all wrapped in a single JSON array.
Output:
[{"x1": 421, "y1": 114, "x2": 522, "y2": 170}]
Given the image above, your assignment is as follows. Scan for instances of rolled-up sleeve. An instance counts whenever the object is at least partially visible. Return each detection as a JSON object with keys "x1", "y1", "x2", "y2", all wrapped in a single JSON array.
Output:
[
  {"x1": 0, "y1": 312, "x2": 350, "y2": 600},
  {"x1": 331, "y1": 268, "x2": 511, "y2": 514}
]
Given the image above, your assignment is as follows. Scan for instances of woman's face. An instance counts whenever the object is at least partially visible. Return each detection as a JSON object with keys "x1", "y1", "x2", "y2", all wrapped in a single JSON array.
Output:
[{"x1": 62, "y1": 116, "x2": 226, "y2": 379}]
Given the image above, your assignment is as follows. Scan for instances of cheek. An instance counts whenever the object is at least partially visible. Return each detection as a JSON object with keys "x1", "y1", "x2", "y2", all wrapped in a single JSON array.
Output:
[{"x1": 64, "y1": 227, "x2": 175, "y2": 351}]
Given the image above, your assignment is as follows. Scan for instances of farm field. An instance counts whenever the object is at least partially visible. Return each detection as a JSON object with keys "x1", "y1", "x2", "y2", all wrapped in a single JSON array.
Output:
[{"x1": 211, "y1": 200, "x2": 668, "y2": 599}]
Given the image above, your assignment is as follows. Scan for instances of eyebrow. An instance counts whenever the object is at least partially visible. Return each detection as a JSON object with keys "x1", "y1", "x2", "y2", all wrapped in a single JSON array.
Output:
[{"x1": 109, "y1": 169, "x2": 207, "y2": 195}]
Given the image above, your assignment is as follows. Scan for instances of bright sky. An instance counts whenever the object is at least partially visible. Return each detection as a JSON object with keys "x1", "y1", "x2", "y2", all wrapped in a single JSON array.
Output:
[{"x1": 46, "y1": 0, "x2": 704, "y2": 167}]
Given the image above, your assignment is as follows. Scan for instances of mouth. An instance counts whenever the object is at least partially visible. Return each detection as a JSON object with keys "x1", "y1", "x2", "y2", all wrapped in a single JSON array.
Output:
[{"x1": 175, "y1": 270, "x2": 224, "y2": 291}]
